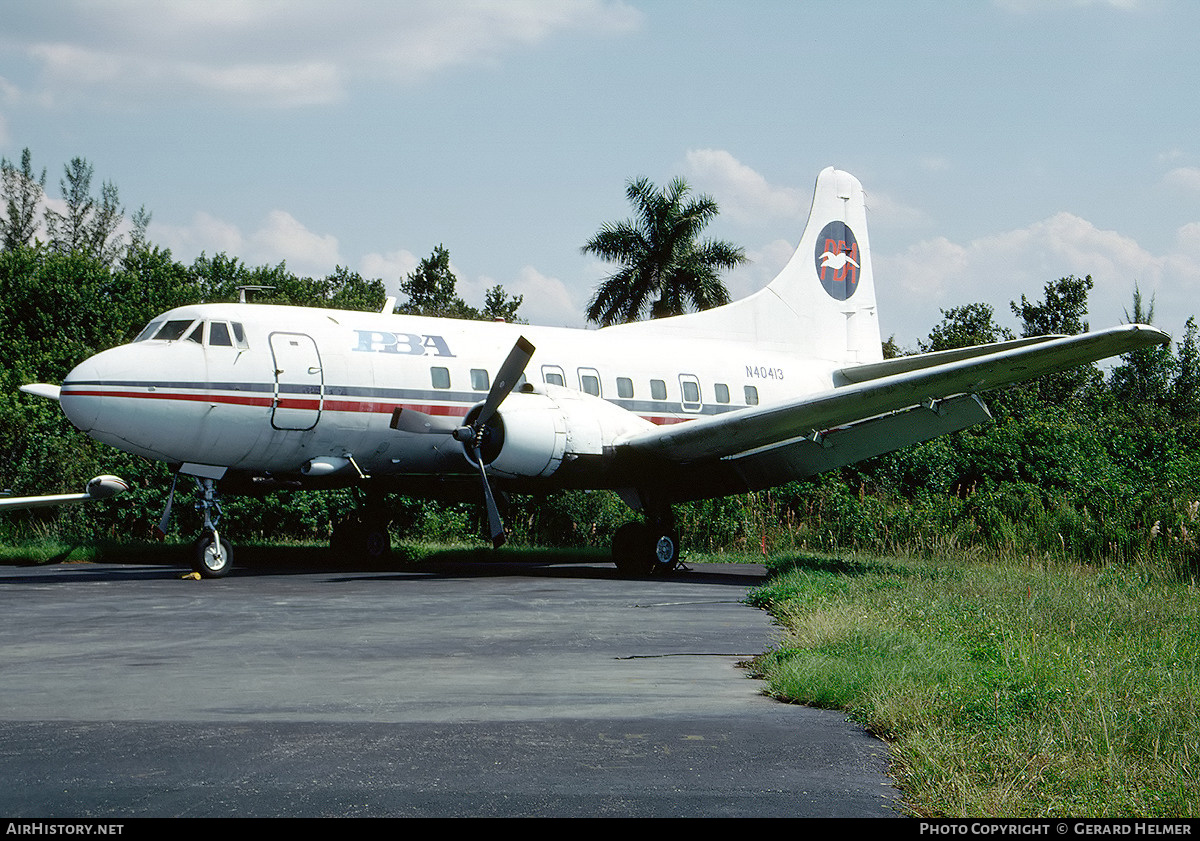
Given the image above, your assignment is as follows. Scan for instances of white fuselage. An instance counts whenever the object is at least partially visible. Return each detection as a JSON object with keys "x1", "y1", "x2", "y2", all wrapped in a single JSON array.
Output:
[{"x1": 59, "y1": 302, "x2": 835, "y2": 488}]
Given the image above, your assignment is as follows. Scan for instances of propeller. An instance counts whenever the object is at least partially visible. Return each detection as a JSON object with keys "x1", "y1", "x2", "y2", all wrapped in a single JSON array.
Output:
[{"x1": 389, "y1": 336, "x2": 536, "y2": 548}]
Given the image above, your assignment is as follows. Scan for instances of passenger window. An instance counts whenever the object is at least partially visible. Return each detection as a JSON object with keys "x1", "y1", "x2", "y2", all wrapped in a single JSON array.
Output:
[
  {"x1": 431, "y1": 367, "x2": 451, "y2": 389},
  {"x1": 471, "y1": 369, "x2": 490, "y2": 391},
  {"x1": 715, "y1": 383, "x2": 730, "y2": 404},
  {"x1": 744, "y1": 385, "x2": 759, "y2": 405},
  {"x1": 650, "y1": 379, "x2": 667, "y2": 400},
  {"x1": 617, "y1": 377, "x2": 634, "y2": 399},
  {"x1": 682, "y1": 380, "x2": 700, "y2": 403},
  {"x1": 544, "y1": 371, "x2": 565, "y2": 387},
  {"x1": 153, "y1": 320, "x2": 195, "y2": 341},
  {"x1": 580, "y1": 370, "x2": 601, "y2": 396},
  {"x1": 208, "y1": 322, "x2": 233, "y2": 347}
]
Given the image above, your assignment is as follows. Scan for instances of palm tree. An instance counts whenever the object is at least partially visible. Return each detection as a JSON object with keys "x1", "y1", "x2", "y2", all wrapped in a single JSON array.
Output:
[{"x1": 583, "y1": 177, "x2": 746, "y2": 326}]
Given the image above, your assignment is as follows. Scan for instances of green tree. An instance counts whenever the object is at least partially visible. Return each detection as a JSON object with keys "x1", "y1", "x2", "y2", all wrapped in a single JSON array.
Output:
[
  {"x1": 919, "y1": 302, "x2": 1014, "y2": 353},
  {"x1": 396, "y1": 245, "x2": 523, "y2": 322},
  {"x1": 1108, "y1": 286, "x2": 1174, "y2": 411},
  {"x1": 397, "y1": 245, "x2": 470, "y2": 317},
  {"x1": 583, "y1": 176, "x2": 745, "y2": 326},
  {"x1": 481, "y1": 283, "x2": 524, "y2": 323},
  {"x1": 1011, "y1": 275, "x2": 1093, "y2": 337},
  {"x1": 1170, "y1": 316, "x2": 1200, "y2": 425},
  {"x1": 1011, "y1": 275, "x2": 1099, "y2": 404},
  {"x1": 324, "y1": 265, "x2": 388, "y2": 312},
  {"x1": 1, "y1": 148, "x2": 46, "y2": 250},
  {"x1": 43, "y1": 156, "x2": 147, "y2": 265}
]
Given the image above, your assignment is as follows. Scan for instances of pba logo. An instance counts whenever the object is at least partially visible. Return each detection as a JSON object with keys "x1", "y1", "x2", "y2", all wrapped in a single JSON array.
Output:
[{"x1": 814, "y1": 221, "x2": 861, "y2": 301}]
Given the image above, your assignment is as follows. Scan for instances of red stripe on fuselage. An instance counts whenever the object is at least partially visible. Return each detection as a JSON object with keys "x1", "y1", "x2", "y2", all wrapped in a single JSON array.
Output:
[{"x1": 62, "y1": 388, "x2": 692, "y2": 426}]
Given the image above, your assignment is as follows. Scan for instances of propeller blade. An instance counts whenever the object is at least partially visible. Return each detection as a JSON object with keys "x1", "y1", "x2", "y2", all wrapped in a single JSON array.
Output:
[
  {"x1": 389, "y1": 406, "x2": 461, "y2": 435},
  {"x1": 471, "y1": 446, "x2": 506, "y2": 548},
  {"x1": 476, "y1": 336, "x2": 535, "y2": 428},
  {"x1": 154, "y1": 474, "x2": 178, "y2": 539}
]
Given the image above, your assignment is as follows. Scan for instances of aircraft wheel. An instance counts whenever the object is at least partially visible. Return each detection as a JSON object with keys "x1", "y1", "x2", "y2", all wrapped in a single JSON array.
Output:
[
  {"x1": 193, "y1": 534, "x2": 233, "y2": 579},
  {"x1": 331, "y1": 515, "x2": 391, "y2": 562},
  {"x1": 612, "y1": 522, "x2": 679, "y2": 576},
  {"x1": 357, "y1": 520, "x2": 391, "y2": 561},
  {"x1": 613, "y1": 522, "x2": 653, "y2": 576},
  {"x1": 649, "y1": 527, "x2": 681, "y2": 574}
]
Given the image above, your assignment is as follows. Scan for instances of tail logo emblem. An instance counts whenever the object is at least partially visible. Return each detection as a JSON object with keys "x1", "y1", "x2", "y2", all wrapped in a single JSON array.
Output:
[{"x1": 814, "y1": 222, "x2": 860, "y2": 300}]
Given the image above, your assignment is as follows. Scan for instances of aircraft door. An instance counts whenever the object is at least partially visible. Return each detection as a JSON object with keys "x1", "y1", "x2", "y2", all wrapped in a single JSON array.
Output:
[
  {"x1": 679, "y1": 374, "x2": 703, "y2": 414},
  {"x1": 269, "y1": 332, "x2": 323, "y2": 430}
]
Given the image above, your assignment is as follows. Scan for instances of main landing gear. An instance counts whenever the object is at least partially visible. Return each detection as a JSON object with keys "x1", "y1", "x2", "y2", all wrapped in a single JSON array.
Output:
[
  {"x1": 330, "y1": 511, "x2": 392, "y2": 562},
  {"x1": 611, "y1": 511, "x2": 681, "y2": 577},
  {"x1": 329, "y1": 491, "x2": 392, "y2": 562}
]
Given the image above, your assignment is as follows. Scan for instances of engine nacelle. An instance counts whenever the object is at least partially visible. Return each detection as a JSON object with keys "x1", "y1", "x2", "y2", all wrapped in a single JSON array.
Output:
[{"x1": 473, "y1": 386, "x2": 655, "y2": 480}]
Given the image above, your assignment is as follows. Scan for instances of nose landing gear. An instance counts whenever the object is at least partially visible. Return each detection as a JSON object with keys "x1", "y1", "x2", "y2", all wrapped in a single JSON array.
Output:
[{"x1": 191, "y1": 477, "x2": 233, "y2": 578}]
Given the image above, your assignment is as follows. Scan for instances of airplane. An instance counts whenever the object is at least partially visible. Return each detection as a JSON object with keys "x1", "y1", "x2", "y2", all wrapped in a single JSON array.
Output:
[
  {"x1": 19, "y1": 167, "x2": 1169, "y2": 579},
  {"x1": 0, "y1": 474, "x2": 127, "y2": 511}
]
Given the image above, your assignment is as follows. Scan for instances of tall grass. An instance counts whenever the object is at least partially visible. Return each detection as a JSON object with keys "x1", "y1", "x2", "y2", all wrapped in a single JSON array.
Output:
[{"x1": 746, "y1": 550, "x2": 1200, "y2": 817}]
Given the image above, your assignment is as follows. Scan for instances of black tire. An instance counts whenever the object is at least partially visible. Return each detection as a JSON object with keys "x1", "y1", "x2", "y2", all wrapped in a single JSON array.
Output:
[
  {"x1": 613, "y1": 521, "x2": 653, "y2": 576},
  {"x1": 193, "y1": 534, "x2": 233, "y2": 579},
  {"x1": 330, "y1": 515, "x2": 391, "y2": 562},
  {"x1": 613, "y1": 522, "x2": 680, "y2": 576}
]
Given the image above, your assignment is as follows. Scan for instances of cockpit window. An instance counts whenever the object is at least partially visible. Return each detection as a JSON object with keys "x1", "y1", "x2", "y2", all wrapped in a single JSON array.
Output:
[
  {"x1": 138, "y1": 318, "x2": 248, "y2": 348},
  {"x1": 134, "y1": 320, "x2": 163, "y2": 342},
  {"x1": 153, "y1": 320, "x2": 196, "y2": 342},
  {"x1": 208, "y1": 322, "x2": 233, "y2": 347}
]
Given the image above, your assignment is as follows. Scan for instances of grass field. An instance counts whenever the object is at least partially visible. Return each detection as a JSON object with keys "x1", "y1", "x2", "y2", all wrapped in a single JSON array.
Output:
[
  {"x1": 4, "y1": 535, "x2": 1196, "y2": 816},
  {"x1": 738, "y1": 548, "x2": 1200, "y2": 818}
]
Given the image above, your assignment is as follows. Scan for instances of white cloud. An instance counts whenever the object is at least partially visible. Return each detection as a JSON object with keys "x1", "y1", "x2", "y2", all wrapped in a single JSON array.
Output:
[
  {"x1": 151, "y1": 209, "x2": 341, "y2": 278},
  {"x1": 877, "y1": 212, "x2": 1200, "y2": 348},
  {"x1": 151, "y1": 211, "x2": 244, "y2": 258},
  {"x1": 1163, "y1": 167, "x2": 1200, "y2": 195},
  {"x1": 683, "y1": 149, "x2": 806, "y2": 225},
  {"x1": 360, "y1": 249, "x2": 421, "y2": 296},
  {"x1": 507, "y1": 266, "x2": 582, "y2": 326},
  {"x1": 7, "y1": 0, "x2": 642, "y2": 108},
  {"x1": 249, "y1": 210, "x2": 341, "y2": 275}
]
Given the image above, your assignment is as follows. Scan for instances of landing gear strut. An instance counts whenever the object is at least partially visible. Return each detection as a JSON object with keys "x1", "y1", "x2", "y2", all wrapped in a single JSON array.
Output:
[
  {"x1": 191, "y1": 478, "x2": 233, "y2": 578},
  {"x1": 612, "y1": 510, "x2": 680, "y2": 576},
  {"x1": 330, "y1": 492, "x2": 392, "y2": 562}
]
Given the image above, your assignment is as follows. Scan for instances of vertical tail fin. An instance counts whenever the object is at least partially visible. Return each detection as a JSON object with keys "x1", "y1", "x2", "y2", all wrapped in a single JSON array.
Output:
[
  {"x1": 756, "y1": 167, "x2": 881, "y2": 365},
  {"x1": 604, "y1": 167, "x2": 882, "y2": 368}
]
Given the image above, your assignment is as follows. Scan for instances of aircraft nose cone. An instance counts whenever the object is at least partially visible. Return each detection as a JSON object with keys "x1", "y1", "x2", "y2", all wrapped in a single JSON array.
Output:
[{"x1": 60, "y1": 347, "x2": 125, "y2": 432}]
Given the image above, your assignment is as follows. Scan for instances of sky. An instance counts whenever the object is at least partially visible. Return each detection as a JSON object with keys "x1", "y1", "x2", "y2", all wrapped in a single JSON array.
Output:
[{"x1": 3, "y1": 0, "x2": 1200, "y2": 351}]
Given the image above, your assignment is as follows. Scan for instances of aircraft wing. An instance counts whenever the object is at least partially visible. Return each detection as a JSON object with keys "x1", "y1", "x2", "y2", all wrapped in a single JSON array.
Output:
[
  {"x1": 0, "y1": 475, "x2": 128, "y2": 511},
  {"x1": 619, "y1": 324, "x2": 1169, "y2": 468}
]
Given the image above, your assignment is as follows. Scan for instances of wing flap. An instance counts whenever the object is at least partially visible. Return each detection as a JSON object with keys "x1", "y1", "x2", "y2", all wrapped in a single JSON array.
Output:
[
  {"x1": 621, "y1": 324, "x2": 1168, "y2": 463},
  {"x1": 723, "y1": 394, "x2": 992, "y2": 491}
]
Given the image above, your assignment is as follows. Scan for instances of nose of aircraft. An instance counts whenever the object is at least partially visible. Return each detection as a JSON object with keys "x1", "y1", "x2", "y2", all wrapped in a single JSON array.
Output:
[
  {"x1": 60, "y1": 343, "x2": 151, "y2": 437},
  {"x1": 58, "y1": 350, "x2": 109, "y2": 432}
]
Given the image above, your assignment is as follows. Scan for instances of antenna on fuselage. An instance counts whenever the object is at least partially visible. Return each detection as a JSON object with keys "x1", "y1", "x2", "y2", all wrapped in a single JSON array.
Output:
[{"x1": 236, "y1": 285, "x2": 276, "y2": 304}]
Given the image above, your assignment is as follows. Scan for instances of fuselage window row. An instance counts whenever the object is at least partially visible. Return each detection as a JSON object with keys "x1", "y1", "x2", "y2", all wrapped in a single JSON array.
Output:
[{"x1": 424, "y1": 364, "x2": 758, "y2": 408}]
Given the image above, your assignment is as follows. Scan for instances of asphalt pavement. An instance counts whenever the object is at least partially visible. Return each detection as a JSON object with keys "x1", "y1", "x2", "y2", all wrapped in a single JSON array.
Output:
[{"x1": 0, "y1": 550, "x2": 901, "y2": 818}]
